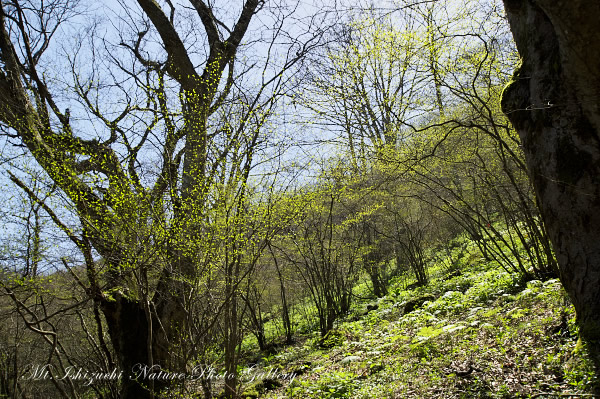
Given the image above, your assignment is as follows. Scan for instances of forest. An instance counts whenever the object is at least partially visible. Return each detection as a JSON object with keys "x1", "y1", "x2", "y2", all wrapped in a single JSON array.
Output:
[{"x1": 1, "y1": 0, "x2": 599, "y2": 398}]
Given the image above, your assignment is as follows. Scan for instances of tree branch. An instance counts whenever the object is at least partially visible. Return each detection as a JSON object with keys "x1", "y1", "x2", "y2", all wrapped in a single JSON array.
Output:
[{"x1": 136, "y1": 0, "x2": 199, "y2": 88}]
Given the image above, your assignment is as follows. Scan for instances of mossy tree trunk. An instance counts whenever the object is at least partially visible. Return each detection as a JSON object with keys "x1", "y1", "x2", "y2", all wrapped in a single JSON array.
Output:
[{"x1": 501, "y1": 0, "x2": 600, "y2": 344}]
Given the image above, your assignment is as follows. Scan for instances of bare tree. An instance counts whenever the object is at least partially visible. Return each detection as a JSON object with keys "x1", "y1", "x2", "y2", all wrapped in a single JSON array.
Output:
[{"x1": 0, "y1": 0, "x2": 327, "y2": 397}]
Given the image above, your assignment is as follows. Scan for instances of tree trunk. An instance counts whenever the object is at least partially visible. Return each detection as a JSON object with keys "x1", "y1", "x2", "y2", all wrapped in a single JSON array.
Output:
[
  {"x1": 101, "y1": 294, "x2": 164, "y2": 399},
  {"x1": 223, "y1": 278, "x2": 240, "y2": 399},
  {"x1": 101, "y1": 267, "x2": 189, "y2": 399},
  {"x1": 364, "y1": 224, "x2": 387, "y2": 297},
  {"x1": 501, "y1": 0, "x2": 600, "y2": 345},
  {"x1": 276, "y1": 262, "x2": 293, "y2": 344},
  {"x1": 367, "y1": 264, "x2": 387, "y2": 298}
]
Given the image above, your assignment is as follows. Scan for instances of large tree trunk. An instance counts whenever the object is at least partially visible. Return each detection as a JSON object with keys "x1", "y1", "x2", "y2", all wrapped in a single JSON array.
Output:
[
  {"x1": 98, "y1": 262, "x2": 191, "y2": 399},
  {"x1": 101, "y1": 294, "x2": 156, "y2": 399},
  {"x1": 101, "y1": 286, "x2": 187, "y2": 399},
  {"x1": 501, "y1": 0, "x2": 600, "y2": 345}
]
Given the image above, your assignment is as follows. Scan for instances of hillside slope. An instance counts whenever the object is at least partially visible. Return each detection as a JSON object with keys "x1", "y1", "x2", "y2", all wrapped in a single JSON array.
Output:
[{"x1": 241, "y1": 244, "x2": 598, "y2": 398}]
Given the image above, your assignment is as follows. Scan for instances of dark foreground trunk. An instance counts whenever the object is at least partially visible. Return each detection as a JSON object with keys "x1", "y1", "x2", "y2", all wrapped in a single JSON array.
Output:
[
  {"x1": 102, "y1": 294, "x2": 156, "y2": 399},
  {"x1": 101, "y1": 287, "x2": 186, "y2": 399},
  {"x1": 501, "y1": 0, "x2": 600, "y2": 349}
]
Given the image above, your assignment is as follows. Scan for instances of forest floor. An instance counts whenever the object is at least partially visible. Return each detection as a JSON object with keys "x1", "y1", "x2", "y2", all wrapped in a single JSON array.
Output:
[{"x1": 238, "y1": 239, "x2": 599, "y2": 398}]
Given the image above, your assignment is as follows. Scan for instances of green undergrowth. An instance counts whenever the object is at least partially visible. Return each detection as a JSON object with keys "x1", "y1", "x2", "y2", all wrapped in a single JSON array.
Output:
[{"x1": 246, "y1": 239, "x2": 598, "y2": 398}]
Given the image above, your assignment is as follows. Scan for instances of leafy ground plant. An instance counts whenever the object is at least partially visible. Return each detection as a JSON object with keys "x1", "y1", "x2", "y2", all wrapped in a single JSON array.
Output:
[{"x1": 256, "y1": 240, "x2": 598, "y2": 398}]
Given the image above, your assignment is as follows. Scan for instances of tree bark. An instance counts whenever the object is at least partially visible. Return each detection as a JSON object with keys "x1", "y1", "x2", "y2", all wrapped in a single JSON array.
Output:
[
  {"x1": 501, "y1": 0, "x2": 600, "y2": 344},
  {"x1": 101, "y1": 294, "x2": 156, "y2": 399}
]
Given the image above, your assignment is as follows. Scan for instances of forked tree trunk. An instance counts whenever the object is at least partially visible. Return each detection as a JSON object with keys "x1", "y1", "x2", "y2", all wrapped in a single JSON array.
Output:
[
  {"x1": 501, "y1": 0, "x2": 600, "y2": 345},
  {"x1": 101, "y1": 288, "x2": 187, "y2": 399},
  {"x1": 101, "y1": 294, "x2": 156, "y2": 399},
  {"x1": 100, "y1": 263, "x2": 190, "y2": 399}
]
